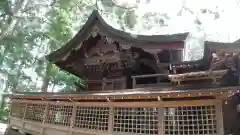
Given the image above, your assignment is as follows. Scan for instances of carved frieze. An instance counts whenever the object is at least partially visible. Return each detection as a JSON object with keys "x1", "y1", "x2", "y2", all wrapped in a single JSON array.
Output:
[
  {"x1": 87, "y1": 36, "x2": 118, "y2": 57},
  {"x1": 91, "y1": 26, "x2": 100, "y2": 38},
  {"x1": 106, "y1": 37, "x2": 114, "y2": 44}
]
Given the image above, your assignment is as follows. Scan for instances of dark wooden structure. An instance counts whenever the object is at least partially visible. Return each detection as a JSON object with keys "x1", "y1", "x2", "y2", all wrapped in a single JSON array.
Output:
[
  {"x1": 5, "y1": 10, "x2": 240, "y2": 135},
  {"x1": 46, "y1": 10, "x2": 188, "y2": 91}
]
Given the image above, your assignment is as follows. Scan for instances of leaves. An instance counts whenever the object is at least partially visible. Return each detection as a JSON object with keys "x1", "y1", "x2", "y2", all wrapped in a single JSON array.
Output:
[
  {"x1": 124, "y1": 10, "x2": 137, "y2": 29},
  {"x1": 0, "y1": 0, "x2": 82, "y2": 94}
]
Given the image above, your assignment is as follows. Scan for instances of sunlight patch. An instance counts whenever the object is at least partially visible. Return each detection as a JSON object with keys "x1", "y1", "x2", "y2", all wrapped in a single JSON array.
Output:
[
  {"x1": 130, "y1": 34, "x2": 138, "y2": 38},
  {"x1": 112, "y1": 0, "x2": 139, "y2": 8}
]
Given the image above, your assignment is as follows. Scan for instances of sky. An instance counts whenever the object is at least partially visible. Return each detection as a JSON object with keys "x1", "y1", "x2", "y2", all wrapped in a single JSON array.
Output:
[{"x1": 112, "y1": 0, "x2": 240, "y2": 42}]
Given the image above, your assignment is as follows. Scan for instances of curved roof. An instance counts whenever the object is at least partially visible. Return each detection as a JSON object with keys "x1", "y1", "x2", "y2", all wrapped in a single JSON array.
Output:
[
  {"x1": 204, "y1": 41, "x2": 240, "y2": 52},
  {"x1": 46, "y1": 10, "x2": 189, "y2": 63}
]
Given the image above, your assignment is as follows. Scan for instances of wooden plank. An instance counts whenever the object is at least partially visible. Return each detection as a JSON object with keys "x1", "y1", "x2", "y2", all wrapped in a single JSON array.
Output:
[
  {"x1": 132, "y1": 73, "x2": 169, "y2": 78},
  {"x1": 168, "y1": 70, "x2": 226, "y2": 85},
  {"x1": 11, "y1": 99, "x2": 219, "y2": 108}
]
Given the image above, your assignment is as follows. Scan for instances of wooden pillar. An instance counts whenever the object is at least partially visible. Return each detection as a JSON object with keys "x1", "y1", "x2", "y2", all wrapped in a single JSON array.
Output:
[
  {"x1": 108, "y1": 107, "x2": 114, "y2": 133},
  {"x1": 169, "y1": 49, "x2": 173, "y2": 62},
  {"x1": 215, "y1": 101, "x2": 224, "y2": 135},
  {"x1": 70, "y1": 104, "x2": 76, "y2": 128},
  {"x1": 68, "y1": 104, "x2": 76, "y2": 135},
  {"x1": 121, "y1": 77, "x2": 126, "y2": 89},
  {"x1": 21, "y1": 104, "x2": 28, "y2": 128},
  {"x1": 132, "y1": 77, "x2": 136, "y2": 88},
  {"x1": 153, "y1": 53, "x2": 161, "y2": 71},
  {"x1": 22, "y1": 104, "x2": 28, "y2": 120},
  {"x1": 158, "y1": 107, "x2": 165, "y2": 135},
  {"x1": 101, "y1": 78, "x2": 106, "y2": 91},
  {"x1": 40, "y1": 103, "x2": 49, "y2": 135},
  {"x1": 153, "y1": 53, "x2": 162, "y2": 83}
]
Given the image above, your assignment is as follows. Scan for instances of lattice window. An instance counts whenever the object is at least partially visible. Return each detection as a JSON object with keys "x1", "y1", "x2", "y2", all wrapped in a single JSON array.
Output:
[
  {"x1": 45, "y1": 104, "x2": 73, "y2": 126},
  {"x1": 10, "y1": 102, "x2": 26, "y2": 119},
  {"x1": 74, "y1": 106, "x2": 109, "y2": 131},
  {"x1": 164, "y1": 105, "x2": 217, "y2": 135},
  {"x1": 25, "y1": 103, "x2": 46, "y2": 122},
  {"x1": 113, "y1": 108, "x2": 158, "y2": 134}
]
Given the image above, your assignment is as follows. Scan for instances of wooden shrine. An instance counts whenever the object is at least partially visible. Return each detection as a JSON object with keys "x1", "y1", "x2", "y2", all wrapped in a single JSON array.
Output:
[
  {"x1": 5, "y1": 10, "x2": 240, "y2": 135},
  {"x1": 46, "y1": 10, "x2": 188, "y2": 91}
]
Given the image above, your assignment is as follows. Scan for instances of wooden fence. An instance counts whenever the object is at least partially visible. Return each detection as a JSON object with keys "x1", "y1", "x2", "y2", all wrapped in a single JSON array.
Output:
[{"x1": 8, "y1": 99, "x2": 224, "y2": 135}]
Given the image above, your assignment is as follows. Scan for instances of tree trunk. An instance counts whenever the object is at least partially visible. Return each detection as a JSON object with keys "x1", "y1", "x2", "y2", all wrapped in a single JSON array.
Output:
[
  {"x1": 11, "y1": 62, "x2": 24, "y2": 92},
  {"x1": 41, "y1": 62, "x2": 53, "y2": 92},
  {"x1": 51, "y1": 82, "x2": 56, "y2": 92}
]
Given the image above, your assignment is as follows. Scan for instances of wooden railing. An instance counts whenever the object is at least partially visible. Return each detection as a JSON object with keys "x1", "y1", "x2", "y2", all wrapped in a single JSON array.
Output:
[
  {"x1": 131, "y1": 69, "x2": 227, "y2": 88},
  {"x1": 84, "y1": 77, "x2": 126, "y2": 91},
  {"x1": 9, "y1": 99, "x2": 224, "y2": 135},
  {"x1": 131, "y1": 74, "x2": 170, "y2": 88}
]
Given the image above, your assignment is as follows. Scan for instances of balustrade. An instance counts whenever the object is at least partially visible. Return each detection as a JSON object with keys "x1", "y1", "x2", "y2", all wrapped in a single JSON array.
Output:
[{"x1": 9, "y1": 99, "x2": 224, "y2": 135}]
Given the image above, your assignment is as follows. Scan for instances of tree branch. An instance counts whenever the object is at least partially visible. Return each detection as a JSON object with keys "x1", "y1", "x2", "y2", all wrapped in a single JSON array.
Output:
[{"x1": 0, "y1": 0, "x2": 31, "y2": 43}]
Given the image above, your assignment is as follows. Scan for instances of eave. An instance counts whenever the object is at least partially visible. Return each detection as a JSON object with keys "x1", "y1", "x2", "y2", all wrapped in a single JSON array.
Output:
[
  {"x1": 46, "y1": 10, "x2": 189, "y2": 64},
  {"x1": 204, "y1": 41, "x2": 240, "y2": 52}
]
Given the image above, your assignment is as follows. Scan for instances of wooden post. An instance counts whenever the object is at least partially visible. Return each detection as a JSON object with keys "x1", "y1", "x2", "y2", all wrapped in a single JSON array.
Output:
[
  {"x1": 40, "y1": 103, "x2": 49, "y2": 135},
  {"x1": 111, "y1": 79, "x2": 114, "y2": 90},
  {"x1": 70, "y1": 104, "x2": 76, "y2": 128},
  {"x1": 158, "y1": 107, "x2": 165, "y2": 135},
  {"x1": 69, "y1": 104, "x2": 76, "y2": 135},
  {"x1": 101, "y1": 78, "x2": 106, "y2": 91},
  {"x1": 108, "y1": 107, "x2": 114, "y2": 133},
  {"x1": 169, "y1": 49, "x2": 173, "y2": 62},
  {"x1": 153, "y1": 53, "x2": 161, "y2": 68},
  {"x1": 132, "y1": 77, "x2": 136, "y2": 88},
  {"x1": 22, "y1": 104, "x2": 28, "y2": 120},
  {"x1": 153, "y1": 53, "x2": 161, "y2": 83},
  {"x1": 22, "y1": 104, "x2": 28, "y2": 128},
  {"x1": 215, "y1": 101, "x2": 224, "y2": 135},
  {"x1": 121, "y1": 77, "x2": 126, "y2": 89}
]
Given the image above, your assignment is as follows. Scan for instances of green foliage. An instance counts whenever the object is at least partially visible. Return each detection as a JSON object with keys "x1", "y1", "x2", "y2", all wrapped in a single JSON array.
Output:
[{"x1": 123, "y1": 10, "x2": 137, "y2": 29}]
